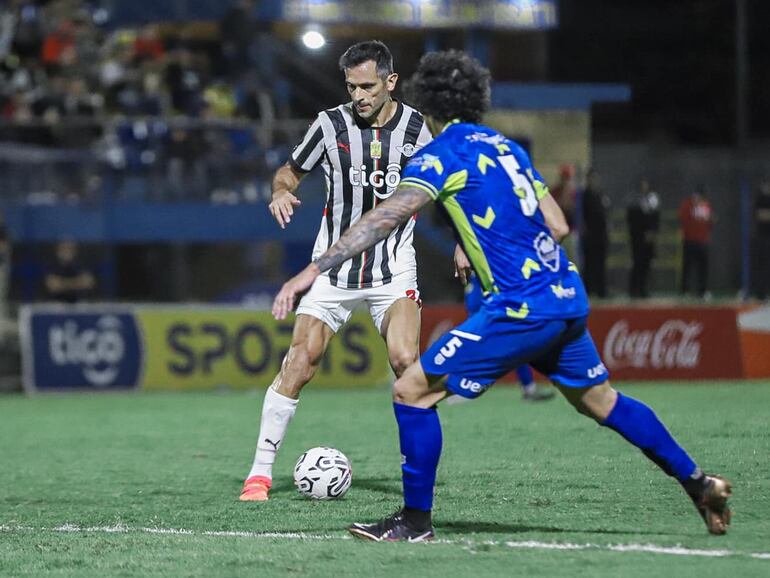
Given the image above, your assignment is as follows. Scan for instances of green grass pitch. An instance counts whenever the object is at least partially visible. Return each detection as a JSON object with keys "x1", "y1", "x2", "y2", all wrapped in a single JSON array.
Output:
[{"x1": 1, "y1": 382, "x2": 769, "y2": 577}]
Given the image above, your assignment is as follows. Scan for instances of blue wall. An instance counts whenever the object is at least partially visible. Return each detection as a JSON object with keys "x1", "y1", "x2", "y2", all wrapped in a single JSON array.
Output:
[{"x1": 4, "y1": 201, "x2": 325, "y2": 243}]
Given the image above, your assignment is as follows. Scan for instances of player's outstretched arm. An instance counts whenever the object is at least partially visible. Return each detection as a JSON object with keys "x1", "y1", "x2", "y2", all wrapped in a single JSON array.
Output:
[
  {"x1": 272, "y1": 185, "x2": 432, "y2": 319},
  {"x1": 539, "y1": 193, "x2": 570, "y2": 242},
  {"x1": 269, "y1": 163, "x2": 305, "y2": 229},
  {"x1": 315, "y1": 185, "x2": 431, "y2": 272}
]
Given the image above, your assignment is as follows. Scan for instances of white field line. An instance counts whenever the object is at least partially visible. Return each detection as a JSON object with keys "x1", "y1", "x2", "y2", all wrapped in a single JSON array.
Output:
[{"x1": 1, "y1": 523, "x2": 768, "y2": 560}]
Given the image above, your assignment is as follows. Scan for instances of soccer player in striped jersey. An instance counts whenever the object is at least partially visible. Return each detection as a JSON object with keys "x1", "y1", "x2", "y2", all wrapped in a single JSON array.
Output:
[
  {"x1": 272, "y1": 50, "x2": 732, "y2": 540},
  {"x1": 240, "y1": 41, "x2": 432, "y2": 501}
]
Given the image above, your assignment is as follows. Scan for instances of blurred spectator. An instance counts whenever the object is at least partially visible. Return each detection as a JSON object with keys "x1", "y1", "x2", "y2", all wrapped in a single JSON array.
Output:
[
  {"x1": 580, "y1": 168, "x2": 610, "y2": 298},
  {"x1": 164, "y1": 127, "x2": 210, "y2": 199},
  {"x1": 61, "y1": 77, "x2": 101, "y2": 117},
  {"x1": 99, "y1": 40, "x2": 130, "y2": 92},
  {"x1": 627, "y1": 178, "x2": 660, "y2": 298},
  {"x1": 0, "y1": 7, "x2": 15, "y2": 58},
  {"x1": 551, "y1": 164, "x2": 576, "y2": 228},
  {"x1": 41, "y1": 19, "x2": 76, "y2": 70},
  {"x1": 0, "y1": 208, "x2": 10, "y2": 320},
  {"x1": 165, "y1": 48, "x2": 205, "y2": 116},
  {"x1": 220, "y1": 0, "x2": 257, "y2": 79},
  {"x1": 71, "y1": 9, "x2": 101, "y2": 79},
  {"x1": 679, "y1": 185, "x2": 715, "y2": 298},
  {"x1": 132, "y1": 24, "x2": 164, "y2": 64},
  {"x1": 754, "y1": 179, "x2": 770, "y2": 300},
  {"x1": 31, "y1": 74, "x2": 67, "y2": 118},
  {"x1": 2, "y1": 91, "x2": 32, "y2": 122},
  {"x1": 44, "y1": 240, "x2": 95, "y2": 303},
  {"x1": 9, "y1": 2, "x2": 44, "y2": 60},
  {"x1": 236, "y1": 69, "x2": 275, "y2": 125},
  {"x1": 0, "y1": 0, "x2": 282, "y2": 202},
  {"x1": 203, "y1": 82, "x2": 237, "y2": 118}
]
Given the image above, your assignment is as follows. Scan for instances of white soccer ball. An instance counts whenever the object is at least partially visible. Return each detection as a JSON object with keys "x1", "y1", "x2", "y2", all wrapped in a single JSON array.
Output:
[{"x1": 293, "y1": 447, "x2": 352, "y2": 500}]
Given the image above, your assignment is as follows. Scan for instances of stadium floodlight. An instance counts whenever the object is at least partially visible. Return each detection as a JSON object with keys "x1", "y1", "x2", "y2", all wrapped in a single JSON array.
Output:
[{"x1": 302, "y1": 30, "x2": 326, "y2": 50}]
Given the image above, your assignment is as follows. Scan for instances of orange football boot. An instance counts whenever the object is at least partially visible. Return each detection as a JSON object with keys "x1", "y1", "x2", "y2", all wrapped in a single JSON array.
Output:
[{"x1": 239, "y1": 475, "x2": 271, "y2": 502}]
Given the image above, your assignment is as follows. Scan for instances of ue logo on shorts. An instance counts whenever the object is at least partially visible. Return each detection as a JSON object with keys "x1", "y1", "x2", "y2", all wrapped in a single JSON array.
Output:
[
  {"x1": 587, "y1": 362, "x2": 607, "y2": 379},
  {"x1": 459, "y1": 378, "x2": 487, "y2": 394}
]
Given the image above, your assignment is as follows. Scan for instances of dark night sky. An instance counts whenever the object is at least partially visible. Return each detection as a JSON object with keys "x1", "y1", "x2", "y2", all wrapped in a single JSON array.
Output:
[
  {"x1": 549, "y1": 0, "x2": 769, "y2": 144},
  {"x1": 284, "y1": 1, "x2": 768, "y2": 145}
]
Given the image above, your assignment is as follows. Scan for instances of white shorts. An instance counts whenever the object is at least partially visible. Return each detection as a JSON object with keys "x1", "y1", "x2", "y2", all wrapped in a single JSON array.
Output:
[{"x1": 296, "y1": 271, "x2": 420, "y2": 333}]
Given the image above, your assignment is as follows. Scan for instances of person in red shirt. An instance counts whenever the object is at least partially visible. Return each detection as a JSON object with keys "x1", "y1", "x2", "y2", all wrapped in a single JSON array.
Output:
[
  {"x1": 41, "y1": 20, "x2": 76, "y2": 69},
  {"x1": 132, "y1": 25, "x2": 165, "y2": 63},
  {"x1": 679, "y1": 185, "x2": 715, "y2": 297}
]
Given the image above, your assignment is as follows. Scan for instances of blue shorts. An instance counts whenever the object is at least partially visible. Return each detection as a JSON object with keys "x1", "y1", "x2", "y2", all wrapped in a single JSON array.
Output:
[{"x1": 420, "y1": 309, "x2": 608, "y2": 399}]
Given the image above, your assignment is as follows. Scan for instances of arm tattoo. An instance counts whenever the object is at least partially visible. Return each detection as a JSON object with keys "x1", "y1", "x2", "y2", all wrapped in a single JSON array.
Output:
[{"x1": 314, "y1": 186, "x2": 432, "y2": 273}]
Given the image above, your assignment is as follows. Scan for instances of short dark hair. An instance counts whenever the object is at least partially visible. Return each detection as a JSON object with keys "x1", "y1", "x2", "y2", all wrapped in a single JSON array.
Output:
[
  {"x1": 338, "y1": 40, "x2": 394, "y2": 78},
  {"x1": 405, "y1": 50, "x2": 490, "y2": 124}
]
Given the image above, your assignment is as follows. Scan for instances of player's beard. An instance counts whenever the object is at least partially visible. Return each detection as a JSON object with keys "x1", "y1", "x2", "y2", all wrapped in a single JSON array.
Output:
[{"x1": 355, "y1": 99, "x2": 387, "y2": 123}]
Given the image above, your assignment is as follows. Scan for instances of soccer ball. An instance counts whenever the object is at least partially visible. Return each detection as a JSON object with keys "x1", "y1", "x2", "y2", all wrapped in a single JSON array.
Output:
[{"x1": 293, "y1": 447, "x2": 352, "y2": 500}]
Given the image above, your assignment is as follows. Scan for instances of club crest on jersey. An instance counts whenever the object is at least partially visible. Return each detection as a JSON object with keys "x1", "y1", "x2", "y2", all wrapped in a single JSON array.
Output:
[
  {"x1": 534, "y1": 232, "x2": 560, "y2": 272},
  {"x1": 396, "y1": 143, "x2": 418, "y2": 157},
  {"x1": 370, "y1": 139, "x2": 382, "y2": 159}
]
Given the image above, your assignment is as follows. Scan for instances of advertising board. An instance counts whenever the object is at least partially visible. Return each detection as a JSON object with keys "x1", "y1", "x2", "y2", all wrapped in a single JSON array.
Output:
[{"x1": 20, "y1": 305, "x2": 391, "y2": 392}]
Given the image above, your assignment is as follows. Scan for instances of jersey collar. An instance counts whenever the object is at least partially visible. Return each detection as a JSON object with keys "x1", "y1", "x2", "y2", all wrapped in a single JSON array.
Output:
[{"x1": 441, "y1": 118, "x2": 462, "y2": 133}]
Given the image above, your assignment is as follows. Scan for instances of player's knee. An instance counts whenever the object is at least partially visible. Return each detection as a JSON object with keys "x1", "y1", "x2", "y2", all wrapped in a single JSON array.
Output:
[
  {"x1": 392, "y1": 376, "x2": 422, "y2": 406},
  {"x1": 392, "y1": 384, "x2": 416, "y2": 406},
  {"x1": 564, "y1": 382, "x2": 617, "y2": 422},
  {"x1": 388, "y1": 348, "x2": 418, "y2": 378},
  {"x1": 569, "y1": 401, "x2": 594, "y2": 419},
  {"x1": 584, "y1": 382, "x2": 617, "y2": 421}
]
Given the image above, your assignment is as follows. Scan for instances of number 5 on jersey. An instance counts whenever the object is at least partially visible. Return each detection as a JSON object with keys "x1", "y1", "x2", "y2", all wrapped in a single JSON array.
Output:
[{"x1": 498, "y1": 155, "x2": 538, "y2": 216}]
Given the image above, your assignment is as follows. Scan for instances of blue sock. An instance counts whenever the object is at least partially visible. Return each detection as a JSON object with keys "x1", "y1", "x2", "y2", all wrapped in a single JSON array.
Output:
[
  {"x1": 516, "y1": 365, "x2": 534, "y2": 388},
  {"x1": 393, "y1": 403, "x2": 442, "y2": 512},
  {"x1": 602, "y1": 393, "x2": 698, "y2": 482}
]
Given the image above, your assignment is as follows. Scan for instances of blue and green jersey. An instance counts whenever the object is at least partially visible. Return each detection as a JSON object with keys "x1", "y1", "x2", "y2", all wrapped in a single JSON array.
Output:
[{"x1": 400, "y1": 121, "x2": 589, "y2": 320}]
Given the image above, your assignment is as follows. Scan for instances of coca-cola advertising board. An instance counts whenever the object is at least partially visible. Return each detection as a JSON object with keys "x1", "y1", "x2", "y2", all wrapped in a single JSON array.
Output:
[{"x1": 587, "y1": 307, "x2": 743, "y2": 379}]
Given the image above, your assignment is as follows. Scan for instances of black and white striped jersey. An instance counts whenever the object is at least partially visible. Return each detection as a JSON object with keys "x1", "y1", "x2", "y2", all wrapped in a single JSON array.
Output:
[{"x1": 288, "y1": 101, "x2": 432, "y2": 289}]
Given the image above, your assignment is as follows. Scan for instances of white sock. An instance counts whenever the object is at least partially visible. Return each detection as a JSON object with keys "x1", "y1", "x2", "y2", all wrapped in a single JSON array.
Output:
[{"x1": 247, "y1": 387, "x2": 299, "y2": 480}]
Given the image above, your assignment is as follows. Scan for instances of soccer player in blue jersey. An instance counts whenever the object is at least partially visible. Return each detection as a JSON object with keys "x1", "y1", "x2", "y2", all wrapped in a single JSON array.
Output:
[
  {"x1": 272, "y1": 50, "x2": 732, "y2": 541},
  {"x1": 462, "y1": 270, "x2": 553, "y2": 401}
]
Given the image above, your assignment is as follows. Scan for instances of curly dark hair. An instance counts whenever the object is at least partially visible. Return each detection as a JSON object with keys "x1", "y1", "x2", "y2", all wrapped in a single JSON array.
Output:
[
  {"x1": 338, "y1": 40, "x2": 394, "y2": 79},
  {"x1": 405, "y1": 50, "x2": 491, "y2": 124}
]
